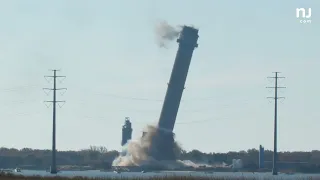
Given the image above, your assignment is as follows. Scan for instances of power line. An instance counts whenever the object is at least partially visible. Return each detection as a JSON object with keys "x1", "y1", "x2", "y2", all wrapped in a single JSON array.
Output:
[
  {"x1": 266, "y1": 72, "x2": 285, "y2": 176},
  {"x1": 68, "y1": 85, "x2": 220, "y2": 102},
  {"x1": 0, "y1": 84, "x2": 40, "y2": 92},
  {"x1": 77, "y1": 91, "x2": 214, "y2": 102},
  {"x1": 0, "y1": 83, "x2": 224, "y2": 103},
  {"x1": 43, "y1": 69, "x2": 67, "y2": 174},
  {"x1": 0, "y1": 84, "x2": 217, "y2": 102}
]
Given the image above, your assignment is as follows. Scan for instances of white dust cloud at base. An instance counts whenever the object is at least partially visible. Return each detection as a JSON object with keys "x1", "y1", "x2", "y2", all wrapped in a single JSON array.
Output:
[{"x1": 112, "y1": 125, "x2": 202, "y2": 169}]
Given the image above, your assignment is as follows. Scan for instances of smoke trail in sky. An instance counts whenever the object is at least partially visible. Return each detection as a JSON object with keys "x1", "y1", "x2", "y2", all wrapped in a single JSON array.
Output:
[{"x1": 154, "y1": 20, "x2": 181, "y2": 48}]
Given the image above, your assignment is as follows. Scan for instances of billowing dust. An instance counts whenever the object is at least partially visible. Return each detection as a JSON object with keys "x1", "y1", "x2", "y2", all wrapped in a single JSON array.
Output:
[
  {"x1": 112, "y1": 125, "x2": 191, "y2": 169},
  {"x1": 112, "y1": 21, "x2": 200, "y2": 170}
]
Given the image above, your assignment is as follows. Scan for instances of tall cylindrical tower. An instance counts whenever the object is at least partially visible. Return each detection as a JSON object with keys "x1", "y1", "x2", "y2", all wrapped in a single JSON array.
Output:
[
  {"x1": 157, "y1": 26, "x2": 199, "y2": 132},
  {"x1": 259, "y1": 145, "x2": 265, "y2": 169},
  {"x1": 149, "y1": 26, "x2": 199, "y2": 161},
  {"x1": 121, "y1": 117, "x2": 132, "y2": 146}
]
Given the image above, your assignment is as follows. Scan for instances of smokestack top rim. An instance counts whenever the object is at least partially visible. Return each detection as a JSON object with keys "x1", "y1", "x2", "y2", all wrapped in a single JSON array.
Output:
[
  {"x1": 181, "y1": 25, "x2": 199, "y2": 34},
  {"x1": 179, "y1": 26, "x2": 199, "y2": 42},
  {"x1": 182, "y1": 25, "x2": 199, "y2": 31}
]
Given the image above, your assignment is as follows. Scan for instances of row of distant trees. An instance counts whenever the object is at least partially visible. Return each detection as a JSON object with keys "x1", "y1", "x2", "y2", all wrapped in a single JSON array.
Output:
[
  {"x1": 1, "y1": 146, "x2": 320, "y2": 172},
  {"x1": 0, "y1": 146, "x2": 118, "y2": 170}
]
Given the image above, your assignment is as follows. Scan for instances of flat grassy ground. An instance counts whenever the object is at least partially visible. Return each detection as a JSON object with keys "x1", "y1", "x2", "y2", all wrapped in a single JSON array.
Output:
[{"x1": 0, "y1": 172, "x2": 319, "y2": 180}]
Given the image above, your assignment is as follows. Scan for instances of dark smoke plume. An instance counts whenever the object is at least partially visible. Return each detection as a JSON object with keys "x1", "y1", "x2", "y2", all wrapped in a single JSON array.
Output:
[{"x1": 154, "y1": 20, "x2": 181, "y2": 48}]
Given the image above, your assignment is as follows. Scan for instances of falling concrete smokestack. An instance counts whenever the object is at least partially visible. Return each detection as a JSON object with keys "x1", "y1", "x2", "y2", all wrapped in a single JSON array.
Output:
[
  {"x1": 150, "y1": 26, "x2": 199, "y2": 161},
  {"x1": 158, "y1": 26, "x2": 199, "y2": 131}
]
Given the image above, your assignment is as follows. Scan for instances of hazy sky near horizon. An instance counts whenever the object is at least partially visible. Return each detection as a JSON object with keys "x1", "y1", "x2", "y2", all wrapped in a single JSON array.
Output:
[{"x1": 0, "y1": 0, "x2": 319, "y2": 153}]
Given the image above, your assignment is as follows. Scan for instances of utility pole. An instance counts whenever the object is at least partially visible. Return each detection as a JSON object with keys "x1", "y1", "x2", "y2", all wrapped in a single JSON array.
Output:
[
  {"x1": 43, "y1": 69, "x2": 67, "y2": 174},
  {"x1": 266, "y1": 72, "x2": 285, "y2": 175}
]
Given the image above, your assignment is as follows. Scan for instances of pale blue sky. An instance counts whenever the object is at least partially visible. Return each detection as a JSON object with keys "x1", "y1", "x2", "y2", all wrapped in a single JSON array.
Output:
[{"x1": 0, "y1": 0, "x2": 319, "y2": 153}]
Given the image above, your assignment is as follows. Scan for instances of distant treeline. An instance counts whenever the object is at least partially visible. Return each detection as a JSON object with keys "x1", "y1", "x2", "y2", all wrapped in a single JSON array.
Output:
[{"x1": 0, "y1": 146, "x2": 320, "y2": 172}]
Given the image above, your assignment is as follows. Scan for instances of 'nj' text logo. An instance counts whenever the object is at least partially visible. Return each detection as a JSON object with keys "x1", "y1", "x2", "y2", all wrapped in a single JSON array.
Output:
[{"x1": 296, "y1": 8, "x2": 312, "y2": 24}]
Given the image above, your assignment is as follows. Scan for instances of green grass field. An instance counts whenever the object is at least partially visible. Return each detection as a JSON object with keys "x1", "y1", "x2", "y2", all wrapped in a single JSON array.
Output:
[{"x1": 0, "y1": 172, "x2": 318, "y2": 180}]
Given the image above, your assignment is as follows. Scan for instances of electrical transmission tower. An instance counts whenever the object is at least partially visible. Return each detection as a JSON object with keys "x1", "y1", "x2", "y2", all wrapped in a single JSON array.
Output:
[
  {"x1": 43, "y1": 69, "x2": 67, "y2": 174},
  {"x1": 266, "y1": 72, "x2": 285, "y2": 175}
]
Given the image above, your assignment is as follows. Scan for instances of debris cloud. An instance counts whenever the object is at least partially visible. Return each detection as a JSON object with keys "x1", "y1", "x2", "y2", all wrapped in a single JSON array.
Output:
[
  {"x1": 112, "y1": 125, "x2": 186, "y2": 169},
  {"x1": 154, "y1": 20, "x2": 181, "y2": 48},
  {"x1": 112, "y1": 125, "x2": 157, "y2": 167}
]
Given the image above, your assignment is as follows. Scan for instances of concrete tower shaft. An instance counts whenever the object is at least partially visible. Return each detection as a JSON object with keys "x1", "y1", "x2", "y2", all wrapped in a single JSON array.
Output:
[
  {"x1": 158, "y1": 26, "x2": 199, "y2": 132},
  {"x1": 121, "y1": 117, "x2": 132, "y2": 146}
]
